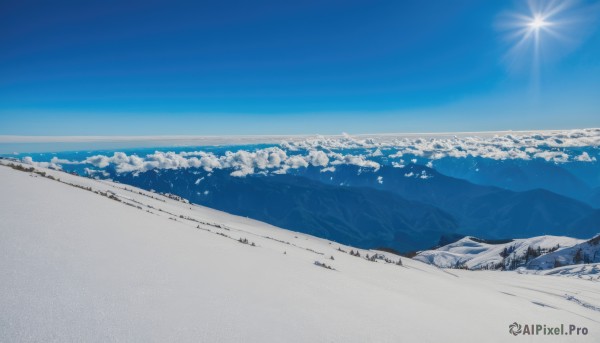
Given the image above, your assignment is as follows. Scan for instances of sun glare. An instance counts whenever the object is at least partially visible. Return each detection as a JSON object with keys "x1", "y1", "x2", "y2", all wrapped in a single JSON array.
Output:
[
  {"x1": 528, "y1": 15, "x2": 549, "y2": 30},
  {"x1": 499, "y1": 0, "x2": 578, "y2": 73}
]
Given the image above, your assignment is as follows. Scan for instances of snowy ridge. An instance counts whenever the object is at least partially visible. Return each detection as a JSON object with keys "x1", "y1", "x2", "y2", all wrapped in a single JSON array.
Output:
[
  {"x1": 414, "y1": 236, "x2": 581, "y2": 268},
  {"x1": 1, "y1": 160, "x2": 600, "y2": 342},
  {"x1": 415, "y1": 235, "x2": 600, "y2": 281},
  {"x1": 526, "y1": 235, "x2": 600, "y2": 270}
]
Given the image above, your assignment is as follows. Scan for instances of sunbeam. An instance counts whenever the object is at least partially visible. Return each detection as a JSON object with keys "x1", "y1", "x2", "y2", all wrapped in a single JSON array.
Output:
[
  {"x1": 498, "y1": 0, "x2": 581, "y2": 73},
  {"x1": 495, "y1": 0, "x2": 593, "y2": 99}
]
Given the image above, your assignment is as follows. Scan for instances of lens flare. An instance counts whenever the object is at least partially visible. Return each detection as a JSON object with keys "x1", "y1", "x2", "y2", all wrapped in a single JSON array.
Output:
[{"x1": 497, "y1": 0, "x2": 584, "y2": 76}]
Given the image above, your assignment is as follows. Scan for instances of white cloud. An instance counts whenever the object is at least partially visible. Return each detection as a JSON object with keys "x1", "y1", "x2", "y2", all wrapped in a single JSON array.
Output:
[
  {"x1": 85, "y1": 168, "x2": 110, "y2": 178},
  {"x1": 574, "y1": 151, "x2": 596, "y2": 162},
  {"x1": 419, "y1": 170, "x2": 432, "y2": 179},
  {"x1": 371, "y1": 148, "x2": 383, "y2": 157},
  {"x1": 306, "y1": 150, "x2": 329, "y2": 167},
  {"x1": 282, "y1": 128, "x2": 600, "y2": 163},
  {"x1": 532, "y1": 151, "x2": 569, "y2": 163},
  {"x1": 22, "y1": 156, "x2": 63, "y2": 170},
  {"x1": 329, "y1": 153, "x2": 380, "y2": 171},
  {"x1": 85, "y1": 155, "x2": 111, "y2": 168},
  {"x1": 286, "y1": 155, "x2": 309, "y2": 169}
]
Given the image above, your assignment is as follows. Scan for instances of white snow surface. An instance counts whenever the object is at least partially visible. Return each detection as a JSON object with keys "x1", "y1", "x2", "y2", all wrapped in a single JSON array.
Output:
[
  {"x1": 518, "y1": 263, "x2": 600, "y2": 280},
  {"x1": 1, "y1": 161, "x2": 600, "y2": 342}
]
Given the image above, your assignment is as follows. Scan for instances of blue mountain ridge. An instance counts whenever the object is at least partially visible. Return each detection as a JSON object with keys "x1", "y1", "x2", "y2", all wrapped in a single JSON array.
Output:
[{"x1": 107, "y1": 164, "x2": 599, "y2": 252}]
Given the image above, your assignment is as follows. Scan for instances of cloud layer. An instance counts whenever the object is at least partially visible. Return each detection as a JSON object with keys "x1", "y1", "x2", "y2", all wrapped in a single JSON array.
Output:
[
  {"x1": 73, "y1": 148, "x2": 379, "y2": 177},
  {"x1": 283, "y1": 128, "x2": 600, "y2": 162},
  {"x1": 21, "y1": 129, "x2": 599, "y2": 177}
]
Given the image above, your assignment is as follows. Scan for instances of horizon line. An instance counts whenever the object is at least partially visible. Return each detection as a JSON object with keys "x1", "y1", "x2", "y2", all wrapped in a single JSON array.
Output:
[{"x1": 0, "y1": 127, "x2": 598, "y2": 144}]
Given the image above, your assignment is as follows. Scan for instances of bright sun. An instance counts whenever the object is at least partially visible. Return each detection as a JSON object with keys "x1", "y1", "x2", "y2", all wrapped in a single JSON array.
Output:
[
  {"x1": 500, "y1": 0, "x2": 585, "y2": 76},
  {"x1": 528, "y1": 16, "x2": 549, "y2": 30}
]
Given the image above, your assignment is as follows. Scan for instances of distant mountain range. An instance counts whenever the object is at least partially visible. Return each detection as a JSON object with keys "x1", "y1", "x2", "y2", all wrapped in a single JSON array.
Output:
[
  {"x1": 115, "y1": 169, "x2": 458, "y2": 252},
  {"x1": 431, "y1": 157, "x2": 600, "y2": 207},
  {"x1": 298, "y1": 164, "x2": 600, "y2": 239},
  {"x1": 111, "y1": 164, "x2": 600, "y2": 252}
]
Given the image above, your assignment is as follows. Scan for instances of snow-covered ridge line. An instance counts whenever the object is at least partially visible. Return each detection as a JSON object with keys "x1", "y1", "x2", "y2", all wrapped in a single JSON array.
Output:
[
  {"x1": 0, "y1": 160, "x2": 399, "y2": 265},
  {"x1": 17, "y1": 128, "x2": 600, "y2": 177},
  {"x1": 415, "y1": 235, "x2": 600, "y2": 281}
]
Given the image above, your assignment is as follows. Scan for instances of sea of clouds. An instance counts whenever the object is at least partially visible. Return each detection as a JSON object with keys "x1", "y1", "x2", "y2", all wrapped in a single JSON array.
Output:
[{"x1": 21, "y1": 128, "x2": 600, "y2": 177}]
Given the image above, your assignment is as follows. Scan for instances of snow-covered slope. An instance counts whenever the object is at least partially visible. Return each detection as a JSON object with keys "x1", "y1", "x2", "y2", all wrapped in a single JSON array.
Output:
[
  {"x1": 518, "y1": 263, "x2": 600, "y2": 280},
  {"x1": 1, "y1": 161, "x2": 600, "y2": 342},
  {"x1": 414, "y1": 234, "x2": 600, "y2": 281},
  {"x1": 526, "y1": 235, "x2": 600, "y2": 270},
  {"x1": 414, "y1": 236, "x2": 583, "y2": 270}
]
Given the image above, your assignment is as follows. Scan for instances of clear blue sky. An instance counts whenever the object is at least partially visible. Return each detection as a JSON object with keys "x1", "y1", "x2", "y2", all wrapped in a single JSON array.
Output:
[{"x1": 0, "y1": 0, "x2": 599, "y2": 135}]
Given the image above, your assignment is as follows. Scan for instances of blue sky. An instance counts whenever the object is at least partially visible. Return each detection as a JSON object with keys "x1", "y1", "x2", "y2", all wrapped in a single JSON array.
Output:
[{"x1": 0, "y1": 0, "x2": 599, "y2": 135}]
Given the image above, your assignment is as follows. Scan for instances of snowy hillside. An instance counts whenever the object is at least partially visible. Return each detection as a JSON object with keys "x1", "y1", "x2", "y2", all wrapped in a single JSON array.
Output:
[
  {"x1": 1, "y1": 160, "x2": 600, "y2": 342},
  {"x1": 414, "y1": 236, "x2": 581, "y2": 269},
  {"x1": 415, "y1": 235, "x2": 600, "y2": 280},
  {"x1": 526, "y1": 236, "x2": 600, "y2": 270}
]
